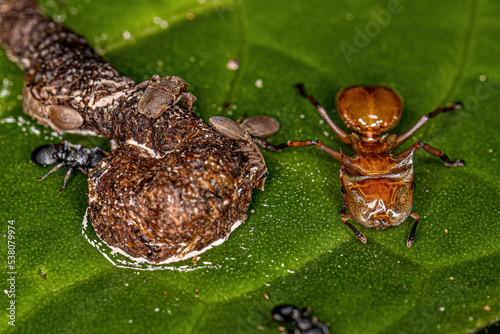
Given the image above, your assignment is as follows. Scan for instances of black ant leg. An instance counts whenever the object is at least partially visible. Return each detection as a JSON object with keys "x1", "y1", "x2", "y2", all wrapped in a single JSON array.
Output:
[
  {"x1": 59, "y1": 167, "x2": 74, "y2": 193},
  {"x1": 78, "y1": 167, "x2": 90, "y2": 175},
  {"x1": 341, "y1": 214, "x2": 367, "y2": 244},
  {"x1": 36, "y1": 162, "x2": 64, "y2": 181},
  {"x1": 395, "y1": 102, "x2": 463, "y2": 148},
  {"x1": 295, "y1": 84, "x2": 351, "y2": 145},
  {"x1": 64, "y1": 141, "x2": 82, "y2": 150},
  {"x1": 394, "y1": 142, "x2": 465, "y2": 167},
  {"x1": 407, "y1": 212, "x2": 420, "y2": 247}
]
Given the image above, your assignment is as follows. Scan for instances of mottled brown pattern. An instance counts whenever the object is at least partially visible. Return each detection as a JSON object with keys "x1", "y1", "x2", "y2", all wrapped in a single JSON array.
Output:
[
  {"x1": 0, "y1": 0, "x2": 265, "y2": 263},
  {"x1": 88, "y1": 130, "x2": 254, "y2": 262}
]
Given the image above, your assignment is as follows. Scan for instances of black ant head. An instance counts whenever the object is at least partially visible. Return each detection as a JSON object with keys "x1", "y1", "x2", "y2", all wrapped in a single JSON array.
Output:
[
  {"x1": 31, "y1": 144, "x2": 60, "y2": 166},
  {"x1": 87, "y1": 147, "x2": 106, "y2": 169},
  {"x1": 271, "y1": 304, "x2": 301, "y2": 323}
]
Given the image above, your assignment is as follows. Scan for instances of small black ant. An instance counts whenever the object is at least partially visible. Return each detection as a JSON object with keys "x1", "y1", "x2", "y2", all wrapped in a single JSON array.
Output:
[
  {"x1": 270, "y1": 304, "x2": 329, "y2": 334},
  {"x1": 31, "y1": 141, "x2": 106, "y2": 193}
]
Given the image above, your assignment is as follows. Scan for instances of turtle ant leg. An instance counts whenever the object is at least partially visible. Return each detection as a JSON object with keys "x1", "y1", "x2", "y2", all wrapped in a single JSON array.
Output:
[
  {"x1": 340, "y1": 186, "x2": 348, "y2": 215},
  {"x1": 59, "y1": 167, "x2": 74, "y2": 193},
  {"x1": 341, "y1": 214, "x2": 367, "y2": 244},
  {"x1": 394, "y1": 142, "x2": 465, "y2": 167},
  {"x1": 339, "y1": 165, "x2": 366, "y2": 243},
  {"x1": 276, "y1": 139, "x2": 342, "y2": 162},
  {"x1": 251, "y1": 138, "x2": 284, "y2": 151},
  {"x1": 36, "y1": 162, "x2": 64, "y2": 181},
  {"x1": 339, "y1": 166, "x2": 348, "y2": 215},
  {"x1": 419, "y1": 143, "x2": 465, "y2": 167},
  {"x1": 395, "y1": 102, "x2": 463, "y2": 148},
  {"x1": 407, "y1": 212, "x2": 420, "y2": 247},
  {"x1": 295, "y1": 84, "x2": 351, "y2": 145}
]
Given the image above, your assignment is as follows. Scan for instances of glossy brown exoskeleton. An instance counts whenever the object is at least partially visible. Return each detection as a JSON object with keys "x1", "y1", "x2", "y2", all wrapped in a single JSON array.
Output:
[{"x1": 275, "y1": 84, "x2": 464, "y2": 247}]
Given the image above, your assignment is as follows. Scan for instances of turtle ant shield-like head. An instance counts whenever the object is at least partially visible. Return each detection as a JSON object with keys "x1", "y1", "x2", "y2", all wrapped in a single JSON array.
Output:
[{"x1": 335, "y1": 85, "x2": 404, "y2": 136}]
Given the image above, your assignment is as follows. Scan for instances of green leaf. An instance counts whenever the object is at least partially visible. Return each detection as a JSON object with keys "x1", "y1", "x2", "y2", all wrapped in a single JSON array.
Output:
[{"x1": 1, "y1": 0, "x2": 499, "y2": 333}]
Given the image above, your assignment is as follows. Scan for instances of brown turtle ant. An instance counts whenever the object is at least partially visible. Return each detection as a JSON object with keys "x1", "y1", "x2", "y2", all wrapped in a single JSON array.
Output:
[
  {"x1": 31, "y1": 141, "x2": 106, "y2": 193},
  {"x1": 271, "y1": 84, "x2": 465, "y2": 247},
  {"x1": 270, "y1": 304, "x2": 329, "y2": 334}
]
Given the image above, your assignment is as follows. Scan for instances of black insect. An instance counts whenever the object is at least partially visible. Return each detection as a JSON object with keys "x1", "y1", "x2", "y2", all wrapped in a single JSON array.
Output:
[
  {"x1": 270, "y1": 304, "x2": 329, "y2": 334},
  {"x1": 31, "y1": 141, "x2": 106, "y2": 193}
]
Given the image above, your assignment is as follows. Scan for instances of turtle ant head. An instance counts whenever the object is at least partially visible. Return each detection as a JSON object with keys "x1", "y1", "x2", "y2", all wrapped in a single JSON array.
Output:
[{"x1": 335, "y1": 85, "x2": 404, "y2": 137}]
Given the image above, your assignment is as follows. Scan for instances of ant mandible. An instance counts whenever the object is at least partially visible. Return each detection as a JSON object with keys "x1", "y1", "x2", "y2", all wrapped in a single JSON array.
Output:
[{"x1": 272, "y1": 84, "x2": 465, "y2": 247}]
